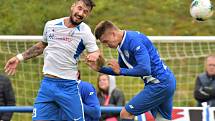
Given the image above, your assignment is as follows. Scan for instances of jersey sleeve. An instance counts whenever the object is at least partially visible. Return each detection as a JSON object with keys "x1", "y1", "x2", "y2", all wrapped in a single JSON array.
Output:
[
  {"x1": 83, "y1": 29, "x2": 99, "y2": 53},
  {"x1": 80, "y1": 82, "x2": 101, "y2": 119},
  {"x1": 119, "y1": 39, "x2": 151, "y2": 77},
  {"x1": 42, "y1": 22, "x2": 49, "y2": 43},
  {"x1": 99, "y1": 66, "x2": 118, "y2": 75}
]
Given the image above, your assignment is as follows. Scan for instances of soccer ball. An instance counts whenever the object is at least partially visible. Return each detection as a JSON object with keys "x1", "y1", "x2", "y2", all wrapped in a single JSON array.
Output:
[{"x1": 190, "y1": 0, "x2": 214, "y2": 21}]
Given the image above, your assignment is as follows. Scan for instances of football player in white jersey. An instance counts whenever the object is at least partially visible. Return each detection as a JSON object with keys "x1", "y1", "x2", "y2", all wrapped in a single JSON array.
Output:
[{"x1": 4, "y1": 0, "x2": 102, "y2": 121}]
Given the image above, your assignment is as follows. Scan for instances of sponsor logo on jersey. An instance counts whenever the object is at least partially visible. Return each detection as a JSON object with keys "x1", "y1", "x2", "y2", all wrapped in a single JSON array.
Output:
[
  {"x1": 47, "y1": 28, "x2": 74, "y2": 42},
  {"x1": 129, "y1": 105, "x2": 134, "y2": 109},
  {"x1": 89, "y1": 92, "x2": 94, "y2": 95}
]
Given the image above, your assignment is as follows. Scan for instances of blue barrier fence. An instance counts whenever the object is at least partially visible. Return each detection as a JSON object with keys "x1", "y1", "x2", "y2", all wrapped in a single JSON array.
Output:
[{"x1": 0, "y1": 106, "x2": 123, "y2": 113}]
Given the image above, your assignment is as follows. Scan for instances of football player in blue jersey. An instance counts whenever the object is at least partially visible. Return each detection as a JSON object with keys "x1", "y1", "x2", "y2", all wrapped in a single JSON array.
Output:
[
  {"x1": 78, "y1": 80, "x2": 101, "y2": 121},
  {"x1": 77, "y1": 70, "x2": 101, "y2": 121},
  {"x1": 89, "y1": 20, "x2": 176, "y2": 121}
]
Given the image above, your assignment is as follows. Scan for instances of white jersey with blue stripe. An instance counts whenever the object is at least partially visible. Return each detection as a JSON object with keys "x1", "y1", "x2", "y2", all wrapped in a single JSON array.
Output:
[{"x1": 42, "y1": 17, "x2": 98, "y2": 80}]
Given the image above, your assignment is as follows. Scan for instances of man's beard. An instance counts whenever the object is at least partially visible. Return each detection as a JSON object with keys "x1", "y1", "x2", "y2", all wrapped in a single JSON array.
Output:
[{"x1": 70, "y1": 16, "x2": 82, "y2": 25}]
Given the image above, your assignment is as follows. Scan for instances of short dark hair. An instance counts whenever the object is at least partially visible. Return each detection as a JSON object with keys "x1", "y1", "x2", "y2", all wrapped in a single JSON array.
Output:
[
  {"x1": 76, "y1": 0, "x2": 96, "y2": 10},
  {"x1": 94, "y1": 20, "x2": 116, "y2": 40}
]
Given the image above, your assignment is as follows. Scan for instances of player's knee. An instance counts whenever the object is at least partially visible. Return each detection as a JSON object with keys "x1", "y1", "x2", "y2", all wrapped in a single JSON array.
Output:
[{"x1": 120, "y1": 107, "x2": 134, "y2": 119}]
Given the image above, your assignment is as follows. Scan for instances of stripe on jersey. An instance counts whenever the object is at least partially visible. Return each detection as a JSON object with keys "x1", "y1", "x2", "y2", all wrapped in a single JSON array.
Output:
[
  {"x1": 117, "y1": 47, "x2": 133, "y2": 69},
  {"x1": 55, "y1": 22, "x2": 63, "y2": 26},
  {"x1": 74, "y1": 39, "x2": 85, "y2": 60}
]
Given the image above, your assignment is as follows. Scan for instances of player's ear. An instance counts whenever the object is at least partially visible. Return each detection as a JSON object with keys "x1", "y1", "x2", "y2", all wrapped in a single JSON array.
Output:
[{"x1": 112, "y1": 31, "x2": 116, "y2": 38}]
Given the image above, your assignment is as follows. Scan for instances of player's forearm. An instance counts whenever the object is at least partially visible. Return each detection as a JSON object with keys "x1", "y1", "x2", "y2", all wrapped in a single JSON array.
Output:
[
  {"x1": 22, "y1": 41, "x2": 47, "y2": 60},
  {"x1": 83, "y1": 104, "x2": 101, "y2": 119},
  {"x1": 99, "y1": 67, "x2": 119, "y2": 75},
  {"x1": 100, "y1": 64, "x2": 151, "y2": 77},
  {"x1": 120, "y1": 65, "x2": 151, "y2": 77}
]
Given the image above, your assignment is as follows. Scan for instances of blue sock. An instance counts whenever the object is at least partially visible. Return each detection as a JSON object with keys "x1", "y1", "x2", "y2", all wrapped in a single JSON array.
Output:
[{"x1": 121, "y1": 119, "x2": 134, "y2": 121}]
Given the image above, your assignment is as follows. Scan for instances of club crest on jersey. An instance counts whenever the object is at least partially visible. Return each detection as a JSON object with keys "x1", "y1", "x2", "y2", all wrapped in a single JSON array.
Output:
[
  {"x1": 136, "y1": 46, "x2": 141, "y2": 51},
  {"x1": 124, "y1": 50, "x2": 129, "y2": 58}
]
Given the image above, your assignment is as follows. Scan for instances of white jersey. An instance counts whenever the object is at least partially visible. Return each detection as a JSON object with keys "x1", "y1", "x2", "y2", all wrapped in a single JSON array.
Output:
[{"x1": 42, "y1": 17, "x2": 98, "y2": 80}]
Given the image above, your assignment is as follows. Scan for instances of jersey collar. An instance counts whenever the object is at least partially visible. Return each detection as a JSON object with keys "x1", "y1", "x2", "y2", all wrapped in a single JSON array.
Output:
[{"x1": 119, "y1": 30, "x2": 126, "y2": 48}]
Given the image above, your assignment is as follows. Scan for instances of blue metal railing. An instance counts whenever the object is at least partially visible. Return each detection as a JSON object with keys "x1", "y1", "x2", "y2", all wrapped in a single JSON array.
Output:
[{"x1": 0, "y1": 106, "x2": 123, "y2": 113}]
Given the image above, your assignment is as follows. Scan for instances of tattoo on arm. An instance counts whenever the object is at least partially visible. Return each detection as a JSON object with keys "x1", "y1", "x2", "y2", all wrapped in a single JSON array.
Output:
[{"x1": 22, "y1": 41, "x2": 48, "y2": 60}]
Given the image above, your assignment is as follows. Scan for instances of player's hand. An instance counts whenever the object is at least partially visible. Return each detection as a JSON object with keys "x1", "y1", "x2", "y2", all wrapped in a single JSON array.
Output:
[
  {"x1": 107, "y1": 59, "x2": 120, "y2": 74},
  {"x1": 86, "y1": 51, "x2": 100, "y2": 62},
  {"x1": 85, "y1": 55, "x2": 105, "y2": 71},
  {"x1": 4, "y1": 56, "x2": 20, "y2": 75},
  {"x1": 85, "y1": 60, "x2": 100, "y2": 71}
]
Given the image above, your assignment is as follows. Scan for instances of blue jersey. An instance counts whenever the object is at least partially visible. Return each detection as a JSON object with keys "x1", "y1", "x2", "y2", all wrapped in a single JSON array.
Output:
[
  {"x1": 78, "y1": 80, "x2": 101, "y2": 121},
  {"x1": 100, "y1": 31, "x2": 176, "y2": 120},
  {"x1": 100, "y1": 31, "x2": 171, "y2": 83}
]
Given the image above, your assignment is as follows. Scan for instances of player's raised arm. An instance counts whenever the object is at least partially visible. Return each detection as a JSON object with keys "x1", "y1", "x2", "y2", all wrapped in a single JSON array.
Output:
[
  {"x1": 4, "y1": 41, "x2": 47, "y2": 75},
  {"x1": 22, "y1": 41, "x2": 47, "y2": 60}
]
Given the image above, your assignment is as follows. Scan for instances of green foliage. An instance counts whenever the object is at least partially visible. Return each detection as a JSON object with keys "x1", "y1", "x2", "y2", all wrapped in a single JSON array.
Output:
[{"x1": 0, "y1": 0, "x2": 214, "y2": 35}]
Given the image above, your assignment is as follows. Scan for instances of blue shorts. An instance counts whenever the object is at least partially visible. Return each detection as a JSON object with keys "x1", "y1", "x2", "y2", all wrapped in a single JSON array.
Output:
[
  {"x1": 125, "y1": 73, "x2": 176, "y2": 120},
  {"x1": 32, "y1": 77, "x2": 84, "y2": 121}
]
